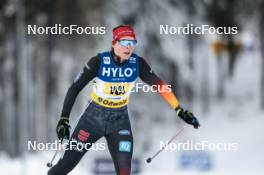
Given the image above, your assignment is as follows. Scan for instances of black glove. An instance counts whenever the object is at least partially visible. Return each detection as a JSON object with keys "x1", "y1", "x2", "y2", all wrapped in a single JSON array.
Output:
[
  {"x1": 176, "y1": 106, "x2": 200, "y2": 129},
  {"x1": 56, "y1": 117, "x2": 71, "y2": 140}
]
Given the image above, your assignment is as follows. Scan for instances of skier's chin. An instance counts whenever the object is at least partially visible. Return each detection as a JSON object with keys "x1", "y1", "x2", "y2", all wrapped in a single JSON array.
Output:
[{"x1": 120, "y1": 52, "x2": 132, "y2": 60}]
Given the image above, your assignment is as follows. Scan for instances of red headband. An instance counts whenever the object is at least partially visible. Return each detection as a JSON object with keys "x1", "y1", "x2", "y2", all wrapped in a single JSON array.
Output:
[{"x1": 112, "y1": 26, "x2": 137, "y2": 45}]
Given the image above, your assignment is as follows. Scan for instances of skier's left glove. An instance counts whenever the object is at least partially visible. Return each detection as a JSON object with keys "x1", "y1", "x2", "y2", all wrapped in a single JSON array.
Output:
[{"x1": 175, "y1": 106, "x2": 200, "y2": 129}]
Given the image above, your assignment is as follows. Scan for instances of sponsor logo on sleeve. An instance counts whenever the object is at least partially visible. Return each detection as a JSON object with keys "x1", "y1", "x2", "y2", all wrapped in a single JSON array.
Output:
[{"x1": 74, "y1": 69, "x2": 84, "y2": 82}]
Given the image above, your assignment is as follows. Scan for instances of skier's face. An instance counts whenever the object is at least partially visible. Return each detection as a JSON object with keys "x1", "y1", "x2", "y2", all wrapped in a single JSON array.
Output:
[{"x1": 113, "y1": 36, "x2": 135, "y2": 61}]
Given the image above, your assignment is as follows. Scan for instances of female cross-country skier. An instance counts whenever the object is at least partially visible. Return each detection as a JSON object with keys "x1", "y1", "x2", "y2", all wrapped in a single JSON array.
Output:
[{"x1": 48, "y1": 25, "x2": 200, "y2": 175}]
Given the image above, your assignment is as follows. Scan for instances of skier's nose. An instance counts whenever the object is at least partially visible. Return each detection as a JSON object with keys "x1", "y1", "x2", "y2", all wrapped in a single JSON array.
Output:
[{"x1": 126, "y1": 45, "x2": 132, "y2": 49}]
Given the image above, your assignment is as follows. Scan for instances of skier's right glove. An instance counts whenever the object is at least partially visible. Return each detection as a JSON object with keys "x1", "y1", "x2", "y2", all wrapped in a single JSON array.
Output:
[{"x1": 56, "y1": 117, "x2": 71, "y2": 140}]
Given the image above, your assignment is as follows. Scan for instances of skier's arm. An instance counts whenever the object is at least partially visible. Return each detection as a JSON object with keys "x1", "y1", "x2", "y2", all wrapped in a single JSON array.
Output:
[
  {"x1": 138, "y1": 57, "x2": 180, "y2": 109},
  {"x1": 60, "y1": 55, "x2": 100, "y2": 118},
  {"x1": 139, "y1": 57, "x2": 200, "y2": 129},
  {"x1": 56, "y1": 55, "x2": 100, "y2": 140}
]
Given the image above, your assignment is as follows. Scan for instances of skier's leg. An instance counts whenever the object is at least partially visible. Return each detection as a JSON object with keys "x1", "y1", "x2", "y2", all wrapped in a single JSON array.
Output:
[
  {"x1": 48, "y1": 106, "x2": 104, "y2": 175},
  {"x1": 106, "y1": 128, "x2": 133, "y2": 175}
]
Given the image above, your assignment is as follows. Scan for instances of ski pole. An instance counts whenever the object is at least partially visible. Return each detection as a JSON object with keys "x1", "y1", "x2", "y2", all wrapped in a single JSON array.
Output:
[
  {"x1": 146, "y1": 125, "x2": 187, "y2": 163},
  {"x1": 47, "y1": 138, "x2": 63, "y2": 168}
]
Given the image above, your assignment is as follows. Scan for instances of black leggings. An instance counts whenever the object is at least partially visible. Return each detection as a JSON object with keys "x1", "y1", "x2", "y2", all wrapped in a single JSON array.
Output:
[{"x1": 48, "y1": 102, "x2": 133, "y2": 175}]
